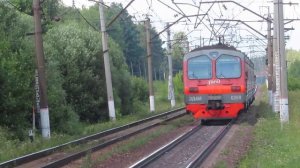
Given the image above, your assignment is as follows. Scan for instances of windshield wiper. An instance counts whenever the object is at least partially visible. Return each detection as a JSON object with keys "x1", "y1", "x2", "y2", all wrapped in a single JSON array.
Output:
[{"x1": 218, "y1": 72, "x2": 225, "y2": 78}]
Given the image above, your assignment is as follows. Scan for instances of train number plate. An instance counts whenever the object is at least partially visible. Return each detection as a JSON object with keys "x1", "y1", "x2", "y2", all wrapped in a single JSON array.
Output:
[
  {"x1": 188, "y1": 96, "x2": 203, "y2": 102},
  {"x1": 208, "y1": 95, "x2": 222, "y2": 100}
]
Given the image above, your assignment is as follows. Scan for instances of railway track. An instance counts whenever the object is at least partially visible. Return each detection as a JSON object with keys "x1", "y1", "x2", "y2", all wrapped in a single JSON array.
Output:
[
  {"x1": 130, "y1": 119, "x2": 234, "y2": 168},
  {"x1": 186, "y1": 120, "x2": 234, "y2": 168},
  {"x1": 0, "y1": 107, "x2": 185, "y2": 168}
]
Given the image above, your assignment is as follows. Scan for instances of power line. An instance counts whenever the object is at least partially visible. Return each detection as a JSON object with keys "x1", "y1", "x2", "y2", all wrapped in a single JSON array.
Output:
[
  {"x1": 76, "y1": 9, "x2": 99, "y2": 31},
  {"x1": 4, "y1": 0, "x2": 32, "y2": 16}
]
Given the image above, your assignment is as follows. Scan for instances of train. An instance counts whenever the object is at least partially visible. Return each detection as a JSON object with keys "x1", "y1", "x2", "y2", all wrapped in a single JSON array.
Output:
[{"x1": 183, "y1": 43, "x2": 256, "y2": 122}]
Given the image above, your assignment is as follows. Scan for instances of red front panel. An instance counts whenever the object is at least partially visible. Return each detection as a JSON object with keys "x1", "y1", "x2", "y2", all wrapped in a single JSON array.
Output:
[{"x1": 186, "y1": 103, "x2": 244, "y2": 119}]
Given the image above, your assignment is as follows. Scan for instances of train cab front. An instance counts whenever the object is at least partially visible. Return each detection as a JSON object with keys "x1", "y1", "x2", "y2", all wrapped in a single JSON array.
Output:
[
  {"x1": 185, "y1": 94, "x2": 244, "y2": 120},
  {"x1": 183, "y1": 45, "x2": 249, "y2": 120}
]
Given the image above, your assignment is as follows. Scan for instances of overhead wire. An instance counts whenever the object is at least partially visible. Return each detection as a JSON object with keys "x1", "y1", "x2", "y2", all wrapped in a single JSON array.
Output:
[
  {"x1": 106, "y1": 0, "x2": 271, "y2": 54},
  {"x1": 76, "y1": 9, "x2": 98, "y2": 31},
  {"x1": 4, "y1": 0, "x2": 32, "y2": 16},
  {"x1": 194, "y1": 0, "x2": 202, "y2": 29},
  {"x1": 172, "y1": 1, "x2": 192, "y2": 22},
  {"x1": 156, "y1": 0, "x2": 183, "y2": 17}
]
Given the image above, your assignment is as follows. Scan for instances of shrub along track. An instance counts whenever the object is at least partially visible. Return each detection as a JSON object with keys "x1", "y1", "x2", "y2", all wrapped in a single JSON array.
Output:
[{"x1": 0, "y1": 108, "x2": 186, "y2": 168}]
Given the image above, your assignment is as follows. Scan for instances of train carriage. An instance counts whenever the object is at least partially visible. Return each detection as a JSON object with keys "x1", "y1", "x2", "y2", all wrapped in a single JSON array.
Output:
[{"x1": 183, "y1": 43, "x2": 256, "y2": 121}]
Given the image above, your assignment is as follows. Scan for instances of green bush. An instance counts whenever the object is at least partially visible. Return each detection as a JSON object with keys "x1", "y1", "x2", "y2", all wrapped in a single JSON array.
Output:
[
  {"x1": 129, "y1": 77, "x2": 148, "y2": 114},
  {"x1": 131, "y1": 76, "x2": 148, "y2": 102},
  {"x1": 288, "y1": 77, "x2": 300, "y2": 91},
  {"x1": 173, "y1": 71, "x2": 184, "y2": 101},
  {"x1": 154, "y1": 81, "x2": 168, "y2": 103},
  {"x1": 288, "y1": 59, "x2": 300, "y2": 91},
  {"x1": 0, "y1": 4, "x2": 34, "y2": 140},
  {"x1": 288, "y1": 60, "x2": 300, "y2": 78}
]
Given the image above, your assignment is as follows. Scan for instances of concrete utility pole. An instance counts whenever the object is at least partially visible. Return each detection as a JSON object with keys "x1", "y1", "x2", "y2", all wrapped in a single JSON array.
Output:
[
  {"x1": 166, "y1": 23, "x2": 175, "y2": 108},
  {"x1": 99, "y1": 0, "x2": 116, "y2": 120},
  {"x1": 267, "y1": 14, "x2": 273, "y2": 106},
  {"x1": 145, "y1": 18, "x2": 155, "y2": 112},
  {"x1": 275, "y1": 0, "x2": 289, "y2": 122},
  {"x1": 33, "y1": 0, "x2": 50, "y2": 138},
  {"x1": 272, "y1": 0, "x2": 280, "y2": 113}
]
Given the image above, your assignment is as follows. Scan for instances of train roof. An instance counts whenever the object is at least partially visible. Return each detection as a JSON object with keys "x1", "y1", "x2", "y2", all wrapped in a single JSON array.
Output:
[
  {"x1": 186, "y1": 43, "x2": 254, "y2": 68},
  {"x1": 191, "y1": 43, "x2": 239, "y2": 52},
  {"x1": 189, "y1": 43, "x2": 249, "y2": 60}
]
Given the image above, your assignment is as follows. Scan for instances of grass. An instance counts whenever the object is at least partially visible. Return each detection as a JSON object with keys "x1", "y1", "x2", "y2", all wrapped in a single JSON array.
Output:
[
  {"x1": 154, "y1": 80, "x2": 185, "y2": 111},
  {"x1": 239, "y1": 89, "x2": 300, "y2": 168},
  {"x1": 89, "y1": 126, "x2": 174, "y2": 167},
  {"x1": 0, "y1": 80, "x2": 185, "y2": 163},
  {"x1": 215, "y1": 161, "x2": 227, "y2": 168}
]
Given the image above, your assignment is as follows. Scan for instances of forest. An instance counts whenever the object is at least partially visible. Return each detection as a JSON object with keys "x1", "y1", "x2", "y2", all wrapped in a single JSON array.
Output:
[{"x1": 0, "y1": 0, "x2": 190, "y2": 140}]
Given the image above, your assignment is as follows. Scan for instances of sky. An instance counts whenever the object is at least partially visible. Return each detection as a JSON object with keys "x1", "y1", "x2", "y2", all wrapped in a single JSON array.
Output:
[{"x1": 62, "y1": 0, "x2": 300, "y2": 56}]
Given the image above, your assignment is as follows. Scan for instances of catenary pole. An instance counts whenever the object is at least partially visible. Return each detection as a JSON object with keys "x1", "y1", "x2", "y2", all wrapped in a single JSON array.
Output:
[
  {"x1": 267, "y1": 13, "x2": 273, "y2": 106},
  {"x1": 99, "y1": 0, "x2": 116, "y2": 120},
  {"x1": 33, "y1": 0, "x2": 50, "y2": 138},
  {"x1": 166, "y1": 23, "x2": 176, "y2": 108},
  {"x1": 273, "y1": 0, "x2": 280, "y2": 113},
  {"x1": 145, "y1": 18, "x2": 155, "y2": 112},
  {"x1": 276, "y1": 0, "x2": 289, "y2": 123}
]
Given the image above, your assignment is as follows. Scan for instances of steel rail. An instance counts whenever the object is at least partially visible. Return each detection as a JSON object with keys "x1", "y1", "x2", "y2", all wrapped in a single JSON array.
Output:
[
  {"x1": 129, "y1": 125, "x2": 202, "y2": 168},
  {"x1": 186, "y1": 119, "x2": 235, "y2": 168},
  {"x1": 42, "y1": 109, "x2": 186, "y2": 168},
  {"x1": 0, "y1": 107, "x2": 184, "y2": 168}
]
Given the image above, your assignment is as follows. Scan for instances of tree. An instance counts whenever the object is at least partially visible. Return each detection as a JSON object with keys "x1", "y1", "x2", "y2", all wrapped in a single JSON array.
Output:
[
  {"x1": 0, "y1": 2, "x2": 151, "y2": 138},
  {"x1": 136, "y1": 24, "x2": 167, "y2": 80},
  {"x1": 80, "y1": 3, "x2": 144, "y2": 77},
  {"x1": 0, "y1": 2, "x2": 35, "y2": 139},
  {"x1": 172, "y1": 32, "x2": 188, "y2": 74},
  {"x1": 44, "y1": 22, "x2": 108, "y2": 122},
  {"x1": 286, "y1": 49, "x2": 300, "y2": 67},
  {"x1": 106, "y1": 3, "x2": 144, "y2": 77},
  {"x1": 287, "y1": 50, "x2": 300, "y2": 91},
  {"x1": 44, "y1": 20, "x2": 141, "y2": 120},
  {"x1": 9, "y1": 0, "x2": 61, "y2": 30}
]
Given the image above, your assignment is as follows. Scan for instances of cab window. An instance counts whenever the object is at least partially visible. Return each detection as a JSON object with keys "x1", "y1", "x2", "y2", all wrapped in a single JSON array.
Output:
[
  {"x1": 188, "y1": 55, "x2": 212, "y2": 79},
  {"x1": 216, "y1": 55, "x2": 241, "y2": 78}
]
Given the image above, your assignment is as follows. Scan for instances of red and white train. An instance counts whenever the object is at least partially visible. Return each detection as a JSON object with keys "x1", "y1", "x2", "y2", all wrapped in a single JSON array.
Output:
[{"x1": 183, "y1": 43, "x2": 256, "y2": 121}]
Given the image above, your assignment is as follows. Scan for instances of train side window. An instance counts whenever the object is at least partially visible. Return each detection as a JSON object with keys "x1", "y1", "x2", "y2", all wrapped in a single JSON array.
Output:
[
  {"x1": 216, "y1": 55, "x2": 241, "y2": 79},
  {"x1": 187, "y1": 55, "x2": 212, "y2": 79}
]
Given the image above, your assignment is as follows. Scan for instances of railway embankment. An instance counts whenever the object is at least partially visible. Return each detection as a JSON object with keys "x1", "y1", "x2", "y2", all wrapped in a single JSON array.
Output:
[
  {"x1": 238, "y1": 89, "x2": 300, "y2": 167},
  {"x1": 210, "y1": 87, "x2": 300, "y2": 168}
]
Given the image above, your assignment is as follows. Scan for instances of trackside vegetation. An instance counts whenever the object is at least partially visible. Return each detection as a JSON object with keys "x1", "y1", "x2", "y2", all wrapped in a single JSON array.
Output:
[
  {"x1": 0, "y1": 77, "x2": 184, "y2": 162},
  {"x1": 239, "y1": 49, "x2": 300, "y2": 167},
  {"x1": 0, "y1": 1, "x2": 165, "y2": 140},
  {"x1": 239, "y1": 90, "x2": 300, "y2": 167},
  {"x1": 0, "y1": 1, "x2": 188, "y2": 163},
  {"x1": 287, "y1": 49, "x2": 300, "y2": 91},
  {"x1": 0, "y1": 1, "x2": 189, "y2": 139}
]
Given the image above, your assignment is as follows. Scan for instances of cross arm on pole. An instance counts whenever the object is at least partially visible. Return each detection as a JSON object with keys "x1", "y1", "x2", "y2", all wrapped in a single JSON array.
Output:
[
  {"x1": 173, "y1": 0, "x2": 272, "y2": 23},
  {"x1": 214, "y1": 19, "x2": 267, "y2": 39},
  {"x1": 151, "y1": 14, "x2": 206, "y2": 40}
]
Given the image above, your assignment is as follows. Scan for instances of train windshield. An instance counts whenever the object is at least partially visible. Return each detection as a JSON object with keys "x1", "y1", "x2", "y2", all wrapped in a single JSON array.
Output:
[
  {"x1": 188, "y1": 55, "x2": 212, "y2": 79},
  {"x1": 216, "y1": 55, "x2": 241, "y2": 78}
]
